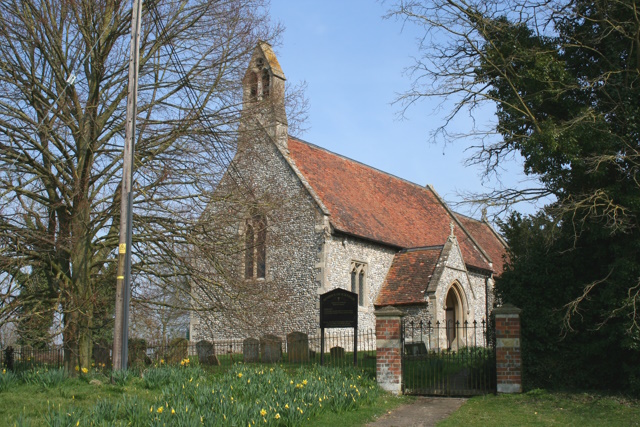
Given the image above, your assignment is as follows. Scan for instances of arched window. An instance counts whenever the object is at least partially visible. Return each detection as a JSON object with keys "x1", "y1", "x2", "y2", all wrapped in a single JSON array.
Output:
[
  {"x1": 248, "y1": 72, "x2": 258, "y2": 100},
  {"x1": 255, "y1": 216, "x2": 266, "y2": 278},
  {"x1": 244, "y1": 214, "x2": 266, "y2": 279},
  {"x1": 261, "y1": 69, "x2": 270, "y2": 98},
  {"x1": 350, "y1": 261, "x2": 367, "y2": 307}
]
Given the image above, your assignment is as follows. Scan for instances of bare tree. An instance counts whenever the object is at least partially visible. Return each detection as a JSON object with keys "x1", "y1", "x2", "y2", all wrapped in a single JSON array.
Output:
[{"x1": 0, "y1": 0, "x2": 286, "y2": 372}]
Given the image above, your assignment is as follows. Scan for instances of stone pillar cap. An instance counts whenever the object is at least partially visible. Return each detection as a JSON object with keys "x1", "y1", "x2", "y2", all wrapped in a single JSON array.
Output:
[
  {"x1": 374, "y1": 306, "x2": 405, "y2": 317},
  {"x1": 494, "y1": 303, "x2": 522, "y2": 315}
]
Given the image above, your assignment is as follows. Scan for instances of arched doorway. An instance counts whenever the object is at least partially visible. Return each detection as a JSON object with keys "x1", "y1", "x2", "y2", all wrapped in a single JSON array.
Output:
[{"x1": 444, "y1": 284, "x2": 465, "y2": 349}]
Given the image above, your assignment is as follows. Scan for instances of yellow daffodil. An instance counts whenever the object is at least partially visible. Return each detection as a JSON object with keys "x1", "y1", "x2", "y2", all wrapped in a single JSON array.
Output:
[
  {"x1": 81, "y1": 367, "x2": 88, "y2": 374},
  {"x1": 275, "y1": 414, "x2": 280, "y2": 420},
  {"x1": 260, "y1": 409, "x2": 267, "y2": 417},
  {"x1": 238, "y1": 372, "x2": 243, "y2": 378},
  {"x1": 171, "y1": 408, "x2": 176, "y2": 415},
  {"x1": 157, "y1": 407, "x2": 163, "y2": 414}
]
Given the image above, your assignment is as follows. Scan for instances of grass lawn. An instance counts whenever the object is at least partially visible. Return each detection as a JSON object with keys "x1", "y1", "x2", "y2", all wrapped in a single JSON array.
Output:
[
  {"x1": 439, "y1": 389, "x2": 640, "y2": 427},
  {"x1": 0, "y1": 363, "x2": 405, "y2": 426}
]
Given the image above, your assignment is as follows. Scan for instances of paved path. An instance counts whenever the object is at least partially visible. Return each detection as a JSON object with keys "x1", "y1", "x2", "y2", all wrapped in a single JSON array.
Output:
[{"x1": 366, "y1": 397, "x2": 467, "y2": 427}]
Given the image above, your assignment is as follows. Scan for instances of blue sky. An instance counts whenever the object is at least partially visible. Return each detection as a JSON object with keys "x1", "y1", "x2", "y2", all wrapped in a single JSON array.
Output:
[{"x1": 268, "y1": 0, "x2": 539, "y2": 219}]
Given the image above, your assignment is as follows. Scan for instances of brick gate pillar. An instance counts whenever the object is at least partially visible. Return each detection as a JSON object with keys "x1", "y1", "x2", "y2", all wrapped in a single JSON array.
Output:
[
  {"x1": 494, "y1": 303, "x2": 522, "y2": 393},
  {"x1": 374, "y1": 306, "x2": 405, "y2": 395}
]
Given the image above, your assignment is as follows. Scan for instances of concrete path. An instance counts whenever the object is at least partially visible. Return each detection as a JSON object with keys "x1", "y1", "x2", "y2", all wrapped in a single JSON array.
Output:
[{"x1": 366, "y1": 397, "x2": 467, "y2": 427}]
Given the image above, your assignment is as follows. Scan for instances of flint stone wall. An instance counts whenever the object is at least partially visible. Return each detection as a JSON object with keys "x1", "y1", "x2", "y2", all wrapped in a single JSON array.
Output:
[{"x1": 191, "y1": 136, "x2": 324, "y2": 341}]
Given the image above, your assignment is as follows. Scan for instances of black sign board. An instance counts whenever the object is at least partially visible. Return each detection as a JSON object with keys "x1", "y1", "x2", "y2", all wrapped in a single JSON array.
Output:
[
  {"x1": 319, "y1": 288, "x2": 358, "y2": 366},
  {"x1": 320, "y1": 288, "x2": 358, "y2": 328}
]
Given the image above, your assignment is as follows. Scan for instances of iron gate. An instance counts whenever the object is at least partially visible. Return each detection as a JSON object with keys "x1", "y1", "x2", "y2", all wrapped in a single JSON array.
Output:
[{"x1": 401, "y1": 319, "x2": 496, "y2": 396}]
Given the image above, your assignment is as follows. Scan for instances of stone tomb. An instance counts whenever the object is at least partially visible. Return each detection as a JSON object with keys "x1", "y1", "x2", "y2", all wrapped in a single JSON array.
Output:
[
  {"x1": 286, "y1": 332, "x2": 309, "y2": 363},
  {"x1": 260, "y1": 334, "x2": 282, "y2": 363},
  {"x1": 243, "y1": 337, "x2": 260, "y2": 363}
]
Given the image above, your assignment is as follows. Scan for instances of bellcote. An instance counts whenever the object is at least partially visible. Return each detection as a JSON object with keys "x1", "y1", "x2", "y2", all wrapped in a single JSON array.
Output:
[{"x1": 242, "y1": 41, "x2": 288, "y2": 149}]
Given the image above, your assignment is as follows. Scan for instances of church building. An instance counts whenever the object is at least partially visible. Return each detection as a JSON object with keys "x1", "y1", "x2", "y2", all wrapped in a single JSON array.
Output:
[{"x1": 190, "y1": 42, "x2": 507, "y2": 349}]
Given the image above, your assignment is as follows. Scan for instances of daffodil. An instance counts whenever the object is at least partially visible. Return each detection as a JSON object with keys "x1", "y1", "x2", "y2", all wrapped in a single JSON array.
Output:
[
  {"x1": 260, "y1": 409, "x2": 267, "y2": 417},
  {"x1": 157, "y1": 407, "x2": 163, "y2": 414},
  {"x1": 238, "y1": 372, "x2": 243, "y2": 378},
  {"x1": 275, "y1": 414, "x2": 280, "y2": 420}
]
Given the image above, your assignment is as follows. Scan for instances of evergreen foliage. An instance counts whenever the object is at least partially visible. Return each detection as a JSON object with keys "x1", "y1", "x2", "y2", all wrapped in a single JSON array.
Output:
[{"x1": 389, "y1": 0, "x2": 640, "y2": 393}]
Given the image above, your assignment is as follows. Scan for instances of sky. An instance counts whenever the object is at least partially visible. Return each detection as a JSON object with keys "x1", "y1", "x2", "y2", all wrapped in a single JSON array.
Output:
[{"x1": 268, "y1": 0, "x2": 540, "y2": 220}]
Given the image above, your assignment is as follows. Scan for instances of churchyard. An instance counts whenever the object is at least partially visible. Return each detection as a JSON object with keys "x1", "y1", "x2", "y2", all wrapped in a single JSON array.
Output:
[
  {"x1": 2, "y1": 363, "x2": 640, "y2": 426},
  {"x1": 0, "y1": 362, "x2": 389, "y2": 426}
]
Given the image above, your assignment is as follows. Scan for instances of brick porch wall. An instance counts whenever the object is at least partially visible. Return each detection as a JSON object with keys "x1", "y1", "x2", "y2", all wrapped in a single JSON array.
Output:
[
  {"x1": 375, "y1": 306, "x2": 405, "y2": 394},
  {"x1": 494, "y1": 304, "x2": 522, "y2": 393}
]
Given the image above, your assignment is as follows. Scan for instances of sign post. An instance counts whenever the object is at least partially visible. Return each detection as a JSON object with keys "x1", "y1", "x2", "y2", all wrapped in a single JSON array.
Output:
[{"x1": 319, "y1": 288, "x2": 358, "y2": 366}]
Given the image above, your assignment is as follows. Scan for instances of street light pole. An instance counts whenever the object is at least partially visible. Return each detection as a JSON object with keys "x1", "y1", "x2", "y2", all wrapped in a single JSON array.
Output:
[{"x1": 113, "y1": 0, "x2": 142, "y2": 372}]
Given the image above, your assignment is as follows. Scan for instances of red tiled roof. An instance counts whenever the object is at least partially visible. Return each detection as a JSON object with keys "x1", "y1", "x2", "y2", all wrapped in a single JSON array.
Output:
[
  {"x1": 287, "y1": 137, "x2": 503, "y2": 272},
  {"x1": 455, "y1": 214, "x2": 508, "y2": 275},
  {"x1": 375, "y1": 248, "x2": 442, "y2": 306}
]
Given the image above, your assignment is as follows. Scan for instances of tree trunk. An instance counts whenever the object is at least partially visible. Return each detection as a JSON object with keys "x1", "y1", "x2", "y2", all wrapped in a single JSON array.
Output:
[{"x1": 63, "y1": 309, "x2": 78, "y2": 375}]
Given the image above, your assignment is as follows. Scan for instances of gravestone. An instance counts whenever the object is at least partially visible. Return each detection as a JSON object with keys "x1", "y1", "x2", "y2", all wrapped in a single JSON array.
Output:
[
  {"x1": 330, "y1": 346, "x2": 345, "y2": 359},
  {"x1": 243, "y1": 337, "x2": 260, "y2": 363},
  {"x1": 405, "y1": 342, "x2": 428, "y2": 356},
  {"x1": 286, "y1": 332, "x2": 309, "y2": 363},
  {"x1": 196, "y1": 340, "x2": 220, "y2": 366},
  {"x1": 260, "y1": 334, "x2": 282, "y2": 363}
]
